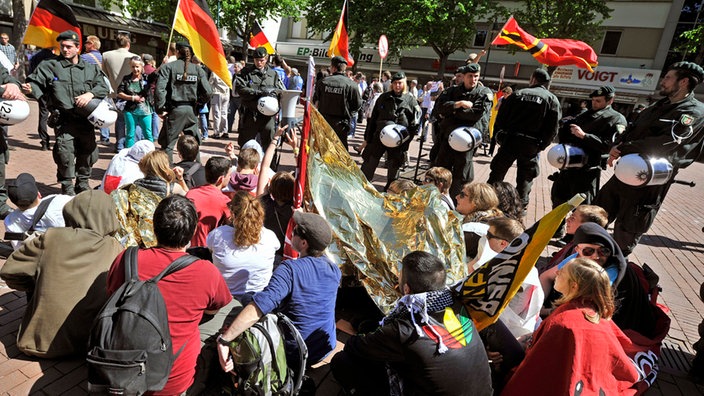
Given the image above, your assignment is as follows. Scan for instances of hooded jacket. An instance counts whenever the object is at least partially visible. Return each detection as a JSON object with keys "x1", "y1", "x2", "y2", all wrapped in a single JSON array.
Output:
[{"x1": 0, "y1": 190, "x2": 123, "y2": 358}]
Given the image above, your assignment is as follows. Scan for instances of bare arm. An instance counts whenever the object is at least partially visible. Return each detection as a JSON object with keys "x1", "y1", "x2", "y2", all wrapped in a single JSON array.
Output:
[{"x1": 217, "y1": 302, "x2": 264, "y2": 371}]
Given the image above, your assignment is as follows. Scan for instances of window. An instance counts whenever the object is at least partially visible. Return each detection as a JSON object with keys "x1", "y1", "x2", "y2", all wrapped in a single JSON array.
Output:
[
  {"x1": 474, "y1": 30, "x2": 488, "y2": 47},
  {"x1": 601, "y1": 31, "x2": 622, "y2": 55}
]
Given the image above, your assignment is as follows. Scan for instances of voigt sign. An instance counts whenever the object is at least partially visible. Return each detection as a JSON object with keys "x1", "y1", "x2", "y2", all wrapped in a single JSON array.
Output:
[{"x1": 551, "y1": 66, "x2": 661, "y2": 92}]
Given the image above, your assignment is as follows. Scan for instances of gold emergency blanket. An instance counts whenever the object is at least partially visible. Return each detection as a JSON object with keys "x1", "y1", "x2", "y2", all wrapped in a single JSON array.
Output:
[{"x1": 305, "y1": 107, "x2": 467, "y2": 312}]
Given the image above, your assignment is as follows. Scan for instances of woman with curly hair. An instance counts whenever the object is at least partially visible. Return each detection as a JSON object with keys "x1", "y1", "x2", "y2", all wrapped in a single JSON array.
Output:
[{"x1": 206, "y1": 191, "x2": 280, "y2": 301}]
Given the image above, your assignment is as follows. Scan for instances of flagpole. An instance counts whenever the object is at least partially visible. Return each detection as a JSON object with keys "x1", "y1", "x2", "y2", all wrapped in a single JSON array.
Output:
[{"x1": 166, "y1": 0, "x2": 183, "y2": 58}]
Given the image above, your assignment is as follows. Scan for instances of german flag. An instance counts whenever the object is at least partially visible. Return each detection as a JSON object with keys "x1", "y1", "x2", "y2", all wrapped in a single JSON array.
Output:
[
  {"x1": 492, "y1": 16, "x2": 598, "y2": 72},
  {"x1": 327, "y1": 0, "x2": 354, "y2": 66},
  {"x1": 249, "y1": 21, "x2": 275, "y2": 54},
  {"x1": 23, "y1": 0, "x2": 81, "y2": 48},
  {"x1": 174, "y1": 0, "x2": 232, "y2": 89}
]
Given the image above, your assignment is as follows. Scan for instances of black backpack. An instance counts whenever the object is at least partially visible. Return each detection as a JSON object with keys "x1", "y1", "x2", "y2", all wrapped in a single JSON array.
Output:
[{"x1": 86, "y1": 246, "x2": 199, "y2": 394}]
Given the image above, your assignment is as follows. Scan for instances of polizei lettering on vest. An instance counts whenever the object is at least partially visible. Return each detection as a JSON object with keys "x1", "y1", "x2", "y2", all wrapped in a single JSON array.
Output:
[{"x1": 324, "y1": 86, "x2": 344, "y2": 95}]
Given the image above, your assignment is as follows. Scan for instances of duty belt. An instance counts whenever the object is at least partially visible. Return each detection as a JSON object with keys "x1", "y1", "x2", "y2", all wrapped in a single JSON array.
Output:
[{"x1": 513, "y1": 132, "x2": 539, "y2": 142}]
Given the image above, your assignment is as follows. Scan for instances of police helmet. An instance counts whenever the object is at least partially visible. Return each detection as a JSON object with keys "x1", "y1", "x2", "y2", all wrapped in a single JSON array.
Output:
[
  {"x1": 379, "y1": 124, "x2": 411, "y2": 147},
  {"x1": 0, "y1": 100, "x2": 30, "y2": 125},
  {"x1": 547, "y1": 144, "x2": 588, "y2": 169},
  {"x1": 448, "y1": 127, "x2": 482, "y2": 152},
  {"x1": 614, "y1": 154, "x2": 673, "y2": 187},
  {"x1": 75, "y1": 98, "x2": 118, "y2": 128},
  {"x1": 257, "y1": 96, "x2": 279, "y2": 116}
]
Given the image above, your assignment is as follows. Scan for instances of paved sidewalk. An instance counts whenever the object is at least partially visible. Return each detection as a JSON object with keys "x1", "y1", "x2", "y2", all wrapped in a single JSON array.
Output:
[{"x1": 1, "y1": 100, "x2": 704, "y2": 395}]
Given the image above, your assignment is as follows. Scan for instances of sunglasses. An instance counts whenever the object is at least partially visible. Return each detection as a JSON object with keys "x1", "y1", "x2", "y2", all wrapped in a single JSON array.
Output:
[
  {"x1": 486, "y1": 230, "x2": 506, "y2": 241},
  {"x1": 458, "y1": 190, "x2": 468, "y2": 198},
  {"x1": 424, "y1": 177, "x2": 436, "y2": 183},
  {"x1": 580, "y1": 246, "x2": 611, "y2": 258}
]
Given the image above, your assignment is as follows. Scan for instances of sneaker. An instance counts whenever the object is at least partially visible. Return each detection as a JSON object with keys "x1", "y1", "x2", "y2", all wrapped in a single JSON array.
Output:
[
  {"x1": 220, "y1": 133, "x2": 229, "y2": 140},
  {"x1": 210, "y1": 134, "x2": 220, "y2": 139},
  {"x1": 40, "y1": 142, "x2": 49, "y2": 151},
  {"x1": 202, "y1": 136, "x2": 208, "y2": 141}
]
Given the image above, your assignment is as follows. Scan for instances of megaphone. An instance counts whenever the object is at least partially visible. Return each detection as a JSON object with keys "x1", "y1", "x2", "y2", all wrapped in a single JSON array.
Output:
[
  {"x1": 75, "y1": 98, "x2": 118, "y2": 128},
  {"x1": 280, "y1": 90, "x2": 301, "y2": 119},
  {"x1": 614, "y1": 154, "x2": 673, "y2": 187},
  {"x1": 448, "y1": 127, "x2": 482, "y2": 152},
  {"x1": 547, "y1": 144, "x2": 588, "y2": 169},
  {"x1": 379, "y1": 123, "x2": 411, "y2": 147},
  {"x1": 257, "y1": 96, "x2": 279, "y2": 116},
  {"x1": 0, "y1": 100, "x2": 30, "y2": 125}
]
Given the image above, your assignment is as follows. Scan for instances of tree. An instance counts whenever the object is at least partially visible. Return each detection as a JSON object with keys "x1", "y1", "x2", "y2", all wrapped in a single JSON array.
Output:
[
  {"x1": 11, "y1": 0, "x2": 27, "y2": 81},
  {"x1": 679, "y1": 25, "x2": 704, "y2": 64}
]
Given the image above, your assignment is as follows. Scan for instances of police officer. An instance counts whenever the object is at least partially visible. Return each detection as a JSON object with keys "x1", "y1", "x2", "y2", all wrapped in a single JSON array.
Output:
[
  {"x1": 23, "y1": 30, "x2": 109, "y2": 196},
  {"x1": 360, "y1": 71, "x2": 420, "y2": 191},
  {"x1": 0, "y1": 56, "x2": 26, "y2": 217},
  {"x1": 235, "y1": 47, "x2": 284, "y2": 149},
  {"x1": 594, "y1": 62, "x2": 704, "y2": 256},
  {"x1": 433, "y1": 63, "x2": 493, "y2": 198},
  {"x1": 487, "y1": 68, "x2": 561, "y2": 207},
  {"x1": 313, "y1": 55, "x2": 362, "y2": 150},
  {"x1": 550, "y1": 85, "x2": 626, "y2": 208},
  {"x1": 155, "y1": 42, "x2": 212, "y2": 164}
]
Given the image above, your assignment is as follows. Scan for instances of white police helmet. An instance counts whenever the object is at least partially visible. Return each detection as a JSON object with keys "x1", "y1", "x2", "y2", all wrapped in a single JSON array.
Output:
[
  {"x1": 379, "y1": 124, "x2": 411, "y2": 148},
  {"x1": 0, "y1": 100, "x2": 30, "y2": 125},
  {"x1": 547, "y1": 144, "x2": 588, "y2": 169},
  {"x1": 614, "y1": 154, "x2": 673, "y2": 187},
  {"x1": 257, "y1": 96, "x2": 279, "y2": 116},
  {"x1": 448, "y1": 127, "x2": 482, "y2": 152}
]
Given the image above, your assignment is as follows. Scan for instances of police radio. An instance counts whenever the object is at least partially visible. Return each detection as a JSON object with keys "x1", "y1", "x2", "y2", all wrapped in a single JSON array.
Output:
[{"x1": 614, "y1": 154, "x2": 673, "y2": 187}]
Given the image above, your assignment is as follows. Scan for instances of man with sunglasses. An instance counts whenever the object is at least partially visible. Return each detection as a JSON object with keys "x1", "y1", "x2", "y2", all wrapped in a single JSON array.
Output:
[{"x1": 216, "y1": 211, "x2": 341, "y2": 371}]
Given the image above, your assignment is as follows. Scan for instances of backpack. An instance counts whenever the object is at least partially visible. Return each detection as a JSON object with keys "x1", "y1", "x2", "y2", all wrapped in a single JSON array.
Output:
[
  {"x1": 4, "y1": 196, "x2": 56, "y2": 242},
  {"x1": 86, "y1": 246, "x2": 199, "y2": 394},
  {"x1": 183, "y1": 162, "x2": 202, "y2": 189},
  {"x1": 227, "y1": 313, "x2": 308, "y2": 396}
]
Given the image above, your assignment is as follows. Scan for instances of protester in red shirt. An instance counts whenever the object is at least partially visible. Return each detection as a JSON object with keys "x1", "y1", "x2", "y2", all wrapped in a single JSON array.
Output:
[
  {"x1": 107, "y1": 195, "x2": 232, "y2": 395},
  {"x1": 186, "y1": 156, "x2": 232, "y2": 247}
]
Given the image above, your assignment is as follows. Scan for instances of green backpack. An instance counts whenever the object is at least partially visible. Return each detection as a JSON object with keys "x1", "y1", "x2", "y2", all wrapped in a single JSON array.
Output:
[{"x1": 228, "y1": 313, "x2": 308, "y2": 396}]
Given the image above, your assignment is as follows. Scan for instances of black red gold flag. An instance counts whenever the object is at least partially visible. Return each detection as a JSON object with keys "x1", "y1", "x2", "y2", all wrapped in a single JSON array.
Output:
[
  {"x1": 23, "y1": 0, "x2": 81, "y2": 48},
  {"x1": 249, "y1": 21, "x2": 275, "y2": 54},
  {"x1": 327, "y1": 0, "x2": 354, "y2": 66}
]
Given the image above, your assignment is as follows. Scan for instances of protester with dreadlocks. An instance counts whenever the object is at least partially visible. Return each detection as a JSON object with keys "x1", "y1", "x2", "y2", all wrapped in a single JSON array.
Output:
[{"x1": 155, "y1": 42, "x2": 212, "y2": 164}]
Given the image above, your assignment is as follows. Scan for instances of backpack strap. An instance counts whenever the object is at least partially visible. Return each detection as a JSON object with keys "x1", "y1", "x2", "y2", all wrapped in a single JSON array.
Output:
[
  {"x1": 252, "y1": 321, "x2": 284, "y2": 388},
  {"x1": 151, "y1": 253, "x2": 199, "y2": 282},
  {"x1": 124, "y1": 246, "x2": 140, "y2": 282},
  {"x1": 27, "y1": 196, "x2": 56, "y2": 233}
]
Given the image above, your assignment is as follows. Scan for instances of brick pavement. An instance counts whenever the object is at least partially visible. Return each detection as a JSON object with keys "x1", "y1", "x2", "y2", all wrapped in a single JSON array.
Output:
[{"x1": 1, "y1": 100, "x2": 704, "y2": 395}]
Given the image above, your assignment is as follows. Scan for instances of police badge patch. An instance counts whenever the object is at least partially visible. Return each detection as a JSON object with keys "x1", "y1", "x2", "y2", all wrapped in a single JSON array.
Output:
[{"x1": 680, "y1": 114, "x2": 695, "y2": 126}]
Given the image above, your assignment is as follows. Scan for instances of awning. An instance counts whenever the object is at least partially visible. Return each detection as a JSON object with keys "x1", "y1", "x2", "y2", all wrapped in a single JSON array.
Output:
[{"x1": 71, "y1": 4, "x2": 169, "y2": 37}]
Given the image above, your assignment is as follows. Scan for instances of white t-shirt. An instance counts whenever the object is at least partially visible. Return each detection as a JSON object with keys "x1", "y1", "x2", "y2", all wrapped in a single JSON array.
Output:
[
  {"x1": 4, "y1": 194, "x2": 74, "y2": 250},
  {"x1": 206, "y1": 225, "x2": 281, "y2": 297}
]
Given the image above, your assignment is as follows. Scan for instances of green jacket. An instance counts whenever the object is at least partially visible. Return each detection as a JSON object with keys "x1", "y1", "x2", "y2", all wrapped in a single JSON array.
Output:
[
  {"x1": 154, "y1": 58, "x2": 212, "y2": 112},
  {"x1": 26, "y1": 57, "x2": 109, "y2": 112}
]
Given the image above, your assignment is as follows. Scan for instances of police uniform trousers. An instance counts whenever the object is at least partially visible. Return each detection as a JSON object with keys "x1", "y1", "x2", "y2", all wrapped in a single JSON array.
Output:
[
  {"x1": 159, "y1": 104, "x2": 199, "y2": 164},
  {"x1": 0, "y1": 127, "x2": 10, "y2": 216},
  {"x1": 550, "y1": 166, "x2": 601, "y2": 207},
  {"x1": 37, "y1": 96, "x2": 51, "y2": 148},
  {"x1": 361, "y1": 138, "x2": 406, "y2": 191},
  {"x1": 323, "y1": 115, "x2": 351, "y2": 150},
  {"x1": 435, "y1": 139, "x2": 475, "y2": 199},
  {"x1": 593, "y1": 176, "x2": 671, "y2": 257},
  {"x1": 53, "y1": 117, "x2": 99, "y2": 195},
  {"x1": 487, "y1": 136, "x2": 541, "y2": 207},
  {"x1": 238, "y1": 108, "x2": 275, "y2": 149}
]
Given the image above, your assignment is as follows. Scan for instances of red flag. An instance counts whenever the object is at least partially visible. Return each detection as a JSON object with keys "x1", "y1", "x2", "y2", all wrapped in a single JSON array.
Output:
[
  {"x1": 492, "y1": 16, "x2": 597, "y2": 72},
  {"x1": 173, "y1": 0, "x2": 232, "y2": 88},
  {"x1": 327, "y1": 0, "x2": 354, "y2": 66},
  {"x1": 23, "y1": 0, "x2": 81, "y2": 48},
  {"x1": 249, "y1": 21, "x2": 275, "y2": 54}
]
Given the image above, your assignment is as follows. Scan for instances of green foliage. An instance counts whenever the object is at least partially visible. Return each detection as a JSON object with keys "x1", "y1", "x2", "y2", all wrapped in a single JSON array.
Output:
[
  {"x1": 512, "y1": 0, "x2": 612, "y2": 43},
  {"x1": 679, "y1": 25, "x2": 704, "y2": 54}
]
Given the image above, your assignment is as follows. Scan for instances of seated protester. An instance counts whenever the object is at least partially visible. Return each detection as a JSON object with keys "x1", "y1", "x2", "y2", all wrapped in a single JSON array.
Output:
[
  {"x1": 134, "y1": 150, "x2": 188, "y2": 197},
  {"x1": 0, "y1": 191, "x2": 123, "y2": 358},
  {"x1": 502, "y1": 258, "x2": 640, "y2": 396},
  {"x1": 106, "y1": 196, "x2": 232, "y2": 395},
  {"x1": 260, "y1": 171, "x2": 295, "y2": 265},
  {"x1": 208, "y1": 191, "x2": 280, "y2": 302},
  {"x1": 387, "y1": 179, "x2": 416, "y2": 195},
  {"x1": 256, "y1": 126, "x2": 299, "y2": 197},
  {"x1": 456, "y1": 182, "x2": 503, "y2": 260},
  {"x1": 539, "y1": 205, "x2": 608, "y2": 313},
  {"x1": 224, "y1": 147, "x2": 260, "y2": 196},
  {"x1": 491, "y1": 181, "x2": 524, "y2": 223},
  {"x1": 186, "y1": 156, "x2": 232, "y2": 247},
  {"x1": 4, "y1": 173, "x2": 73, "y2": 250},
  {"x1": 100, "y1": 140, "x2": 155, "y2": 194},
  {"x1": 331, "y1": 251, "x2": 493, "y2": 396},
  {"x1": 174, "y1": 134, "x2": 206, "y2": 189},
  {"x1": 216, "y1": 212, "x2": 341, "y2": 367},
  {"x1": 423, "y1": 166, "x2": 454, "y2": 210}
]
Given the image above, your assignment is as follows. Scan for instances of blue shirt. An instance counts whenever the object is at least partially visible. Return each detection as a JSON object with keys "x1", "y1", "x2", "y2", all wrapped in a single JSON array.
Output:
[
  {"x1": 557, "y1": 253, "x2": 619, "y2": 285},
  {"x1": 253, "y1": 255, "x2": 341, "y2": 363}
]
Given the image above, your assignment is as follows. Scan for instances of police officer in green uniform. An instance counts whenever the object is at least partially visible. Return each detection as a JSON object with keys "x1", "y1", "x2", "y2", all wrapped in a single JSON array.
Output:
[
  {"x1": 433, "y1": 64, "x2": 493, "y2": 198},
  {"x1": 23, "y1": 30, "x2": 109, "y2": 196},
  {"x1": 155, "y1": 42, "x2": 212, "y2": 164},
  {"x1": 595, "y1": 62, "x2": 704, "y2": 256},
  {"x1": 0, "y1": 59, "x2": 26, "y2": 217},
  {"x1": 313, "y1": 55, "x2": 362, "y2": 150},
  {"x1": 488, "y1": 68, "x2": 561, "y2": 207},
  {"x1": 235, "y1": 47, "x2": 284, "y2": 149},
  {"x1": 360, "y1": 71, "x2": 420, "y2": 191},
  {"x1": 550, "y1": 85, "x2": 626, "y2": 208}
]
